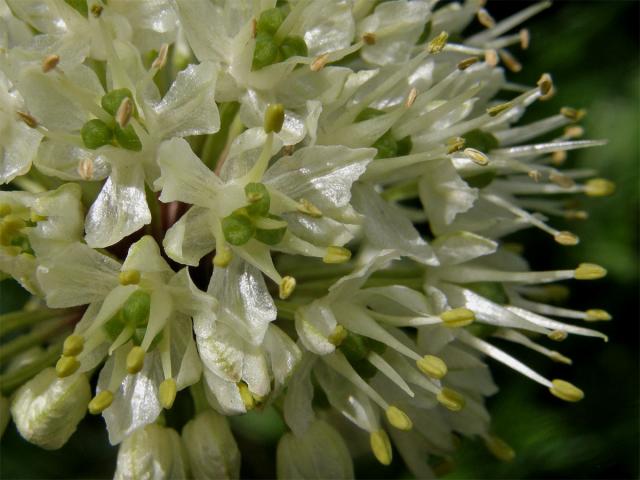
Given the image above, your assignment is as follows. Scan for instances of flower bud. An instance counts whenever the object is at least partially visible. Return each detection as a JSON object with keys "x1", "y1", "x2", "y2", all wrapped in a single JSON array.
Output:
[
  {"x1": 115, "y1": 424, "x2": 187, "y2": 480},
  {"x1": 182, "y1": 410, "x2": 241, "y2": 479},
  {"x1": 277, "y1": 420, "x2": 353, "y2": 479},
  {"x1": 10, "y1": 368, "x2": 90, "y2": 449}
]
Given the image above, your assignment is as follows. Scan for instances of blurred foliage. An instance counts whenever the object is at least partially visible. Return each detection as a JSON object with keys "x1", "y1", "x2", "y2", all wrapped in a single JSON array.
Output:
[{"x1": 0, "y1": 1, "x2": 638, "y2": 479}]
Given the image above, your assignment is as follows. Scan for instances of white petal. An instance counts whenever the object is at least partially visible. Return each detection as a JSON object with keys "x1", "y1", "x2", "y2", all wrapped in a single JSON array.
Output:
[
  {"x1": 431, "y1": 231, "x2": 498, "y2": 266},
  {"x1": 163, "y1": 207, "x2": 216, "y2": 266}
]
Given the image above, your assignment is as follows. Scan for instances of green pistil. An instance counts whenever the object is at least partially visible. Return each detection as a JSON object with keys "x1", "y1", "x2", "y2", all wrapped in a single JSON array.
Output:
[
  {"x1": 252, "y1": 8, "x2": 309, "y2": 71},
  {"x1": 104, "y1": 290, "x2": 153, "y2": 345}
]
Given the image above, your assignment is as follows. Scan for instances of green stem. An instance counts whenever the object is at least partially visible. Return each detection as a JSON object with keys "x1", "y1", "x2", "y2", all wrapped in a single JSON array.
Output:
[
  {"x1": 0, "y1": 309, "x2": 71, "y2": 337},
  {"x1": 0, "y1": 317, "x2": 73, "y2": 363},
  {"x1": 0, "y1": 343, "x2": 62, "y2": 395},
  {"x1": 201, "y1": 102, "x2": 241, "y2": 169}
]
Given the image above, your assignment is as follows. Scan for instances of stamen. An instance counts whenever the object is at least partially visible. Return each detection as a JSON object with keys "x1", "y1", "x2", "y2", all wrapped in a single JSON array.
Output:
[
  {"x1": 385, "y1": 405, "x2": 412, "y2": 431},
  {"x1": 63, "y1": 334, "x2": 84, "y2": 356},
  {"x1": 436, "y1": 387, "x2": 465, "y2": 411},
  {"x1": 115, "y1": 97, "x2": 133, "y2": 128},
  {"x1": 574, "y1": 263, "x2": 607, "y2": 280},
  {"x1": 90, "y1": 4, "x2": 103, "y2": 17},
  {"x1": 584, "y1": 178, "x2": 615, "y2": 197},
  {"x1": 537, "y1": 73, "x2": 555, "y2": 100},
  {"x1": 159, "y1": 378, "x2": 177, "y2": 409},
  {"x1": 213, "y1": 245, "x2": 233, "y2": 268},
  {"x1": 16, "y1": 111, "x2": 38, "y2": 128},
  {"x1": 55, "y1": 355, "x2": 80, "y2": 378},
  {"x1": 487, "y1": 102, "x2": 513, "y2": 117},
  {"x1": 477, "y1": 8, "x2": 496, "y2": 28},
  {"x1": 457, "y1": 57, "x2": 479, "y2": 70},
  {"x1": 151, "y1": 44, "x2": 169, "y2": 70},
  {"x1": 416, "y1": 355, "x2": 447, "y2": 380},
  {"x1": 519, "y1": 29, "x2": 530, "y2": 49},
  {"x1": 126, "y1": 346, "x2": 145, "y2": 374},
  {"x1": 554, "y1": 231, "x2": 579, "y2": 246},
  {"x1": 363, "y1": 32, "x2": 376, "y2": 45},
  {"x1": 549, "y1": 379, "x2": 584, "y2": 402},
  {"x1": 323, "y1": 246, "x2": 352, "y2": 264},
  {"x1": 118, "y1": 270, "x2": 140, "y2": 285},
  {"x1": 41, "y1": 54, "x2": 60, "y2": 73},
  {"x1": 88, "y1": 390, "x2": 114, "y2": 414},
  {"x1": 551, "y1": 150, "x2": 567, "y2": 165},
  {"x1": 564, "y1": 125, "x2": 584, "y2": 139},
  {"x1": 498, "y1": 49, "x2": 522, "y2": 73},
  {"x1": 370, "y1": 430, "x2": 392, "y2": 465},
  {"x1": 447, "y1": 137, "x2": 466, "y2": 154},
  {"x1": 328, "y1": 325, "x2": 347, "y2": 346},
  {"x1": 440, "y1": 308, "x2": 475, "y2": 327},
  {"x1": 547, "y1": 330, "x2": 568, "y2": 342},
  {"x1": 585, "y1": 309, "x2": 612, "y2": 322},
  {"x1": 238, "y1": 382, "x2": 255, "y2": 410},
  {"x1": 484, "y1": 49, "x2": 499, "y2": 66},
  {"x1": 427, "y1": 31, "x2": 449, "y2": 54},
  {"x1": 368, "y1": 352, "x2": 415, "y2": 397},
  {"x1": 549, "y1": 172, "x2": 575, "y2": 188},
  {"x1": 310, "y1": 53, "x2": 329, "y2": 72},
  {"x1": 464, "y1": 148, "x2": 489, "y2": 166},
  {"x1": 78, "y1": 158, "x2": 95, "y2": 180},
  {"x1": 279, "y1": 276, "x2": 296, "y2": 299},
  {"x1": 405, "y1": 88, "x2": 418, "y2": 108},
  {"x1": 264, "y1": 104, "x2": 285, "y2": 134},
  {"x1": 296, "y1": 199, "x2": 322, "y2": 217},
  {"x1": 560, "y1": 107, "x2": 587, "y2": 122},
  {"x1": 484, "y1": 435, "x2": 516, "y2": 462}
]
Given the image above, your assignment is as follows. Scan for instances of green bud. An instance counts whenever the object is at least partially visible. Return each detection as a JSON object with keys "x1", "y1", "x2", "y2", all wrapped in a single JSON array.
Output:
[
  {"x1": 372, "y1": 131, "x2": 398, "y2": 159},
  {"x1": 101, "y1": 88, "x2": 134, "y2": 116},
  {"x1": 121, "y1": 290, "x2": 151, "y2": 327},
  {"x1": 81, "y1": 119, "x2": 113, "y2": 150},
  {"x1": 64, "y1": 0, "x2": 88, "y2": 17},
  {"x1": 222, "y1": 212, "x2": 255, "y2": 246},
  {"x1": 462, "y1": 129, "x2": 499, "y2": 152},
  {"x1": 255, "y1": 214, "x2": 287, "y2": 246},
  {"x1": 257, "y1": 7, "x2": 284, "y2": 35},
  {"x1": 252, "y1": 32, "x2": 279, "y2": 70},
  {"x1": 355, "y1": 107, "x2": 385, "y2": 123},
  {"x1": 264, "y1": 103, "x2": 285, "y2": 134},
  {"x1": 280, "y1": 35, "x2": 308, "y2": 59},
  {"x1": 114, "y1": 124, "x2": 142, "y2": 151},
  {"x1": 245, "y1": 183, "x2": 271, "y2": 217}
]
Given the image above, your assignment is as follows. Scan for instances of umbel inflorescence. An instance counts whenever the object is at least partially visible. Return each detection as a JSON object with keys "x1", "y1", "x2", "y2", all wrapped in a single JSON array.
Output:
[{"x1": 0, "y1": 0, "x2": 614, "y2": 478}]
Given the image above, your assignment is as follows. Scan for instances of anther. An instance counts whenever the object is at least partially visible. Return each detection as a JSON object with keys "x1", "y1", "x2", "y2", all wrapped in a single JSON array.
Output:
[
  {"x1": 551, "y1": 150, "x2": 567, "y2": 165},
  {"x1": 574, "y1": 263, "x2": 607, "y2": 280},
  {"x1": 159, "y1": 378, "x2": 177, "y2": 409},
  {"x1": 549, "y1": 351, "x2": 572, "y2": 365},
  {"x1": 251, "y1": 18, "x2": 257, "y2": 38},
  {"x1": 498, "y1": 49, "x2": 522, "y2": 73},
  {"x1": 457, "y1": 56, "x2": 479, "y2": 70},
  {"x1": 484, "y1": 49, "x2": 499, "y2": 66},
  {"x1": 560, "y1": 107, "x2": 586, "y2": 122},
  {"x1": 16, "y1": 111, "x2": 38, "y2": 128},
  {"x1": 464, "y1": 148, "x2": 489, "y2": 166},
  {"x1": 78, "y1": 158, "x2": 95, "y2": 180},
  {"x1": 437, "y1": 387, "x2": 465, "y2": 411},
  {"x1": 328, "y1": 325, "x2": 347, "y2": 346},
  {"x1": 440, "y1": 308, "x2": 475, "y2": 327},
  {"x1": 118, "y1": 270, "x2": 140, "y2": 285},
  {"x1": 427, "y1": 31, "x2": 448, "y2": 54},
  {"x1": 537, "y1": 73, "x2": 554, "y2": 100},
  {"x1": 264, "y1": 103, "x2": 285, "y2": 133},
  {"x1": 447, "y1": 137, "x2": 465, "y2": 154},
  {"x1": 42, "y1": 54, "x2": 60, "y2": 73},
  {"x1": 30, "y1": 211, "x2": 47, "y2": 223},
  {"x1": 90, "y1": 4, "x2": 103, "y2": 17},
  {"x1": 238, "y1": 382, "x2": 255, "y2": 410},
  {"x1": 484, "y1": 435, "x2": 516, "y2": 462},
  {"x1": 519, "y1": 29, "x2": 530, "y2": 49},
  {"x1": 363, "y1": 32, "x2": 376, "y2": 45},
  {"x1": 549, "y1": 172, "x2": 575, "y2": 188},
  {"x1": 487, "y1": 102, "x2": 512, "y2": 117},
  {"x1": 296, "y1": 199, "x2": 322, "y2": 217},
  {"x1": 405, "y1": 88, "x2": 418, "y2": 108},
  {"x1": 386, "y1": 405, "x2": 412, "y2": 431},
  {"x1": 370, "y1": 429, "x2": 392, "y2": 465},
  {"x1": 126, "y1": 346, "x2": 146, "y2": 374},
  {"x1": 477, "y1": 8, "x2": 496, "y2": 28},
  {"x1": 417, "y1": 355, "x2": 448, "y2": 379},
  {"x1": 584, "y1": 178, "x2": 615, "y2": 197},
  {"x1": 585, "y1": 309, "x2": 612, "y2": 322},
  {"x1": 56, "y1": 355, "x2": 80, "y2": 378},
  {"x1": 63, "y1": 334, "x2": 84, "y2": 356},
  {"x1": 548, "y1": 330, "x2": 567, "y2": 342},
  {"x1": 323, "y1": 246, "x2": 352, "y2": 264},
  {"x1": 151, "y1": 44, "x2": 169, "y2": 70},
  {"x1": 549, "y1": 379, "x2": 584, "y2": 402},
  {"x1": 554, "y1": 231, "x2": 579, "y2": 246},
  {"x1": 564, "y1": 210, "x2": 588, "y2": 220},
  {"x1": 564, "y1": 125, "x2": 584, "y2": 139},
  {"x1": 88, "y1": 390, "x2": 114, "y2": 414},
  {"x1": 310, "y1": 53, "x2": 329, "y2": 72},
  {"x1": 213, "y1": 245, "x2": 233, "y2": 268},
  {"x1": 279, "y1": 276, "x2": 296, "y2": 299},
  {"x1": 528, "y1": 170, "x2": 542, "y2": 182},
  {"x1": 115, "y1": 97, "x2": 133, "y2": 128}
]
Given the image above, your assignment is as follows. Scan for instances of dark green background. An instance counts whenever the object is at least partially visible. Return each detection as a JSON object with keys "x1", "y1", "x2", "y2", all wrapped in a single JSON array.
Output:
[{"x1": 1, "y1": 1, "x2": 638, "y2": 478}]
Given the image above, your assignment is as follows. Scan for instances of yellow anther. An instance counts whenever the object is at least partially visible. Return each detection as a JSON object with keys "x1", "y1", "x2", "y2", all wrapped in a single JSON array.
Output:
[
  {"x1": 213, "y1": 246, "x2": 233, "y2": 268},
  {"x1": 564, "y1": 210, "x2": 588, "y2": 220},
  {"x1": 519, "y1": 28, "x2": 530, "y2": 49},
  {"x1": 585, "y1": 309, "x2": 612, "y2": 322},
  {"x1": 88, "y1": 390, "x2": 114, "y2": 414},
  {"x1": 264, "y1": 103, "x2": 285, "y2": 134},
  {"x1": 63, "y1": 334, "x2": 84, "y2": 356},
  {"x1": 41, "y1": 54, "x2": 60, "y2": 73},
  {"x1": 437, "y1": 387, "x2": 465, "y2": 411},
  {"x1": 484, "y1": 435, "x2": 516, "y2": 462},
  {"x1": 427, "y1": 31, "x2": 448, "y2": 54},
  {"x1": 30, "y1": 211, "x2": 47, "y2": 223},
  {"x1": 487, "y1": 102, "x2": 512, "y2": 117},
  {"x1": 279, "y1": 276, "x2": 296, "y2": 300},
  {"x1": 238, "y1": 382, "x2": 255, "y2": 411},
  {"x1": 584, "y1": 178, "x2": 615, "y2": 197},
  {"x1": 560, "y1": 107, "x2": 586, "y2": 122},
  {"x1": 554, "y1": 231, "x2": 579, "y2": 246},
  {"x1": 116, "y1": 97, "x2": 133, "y2": 128},
  {"x1": 152, "y1": 43, "x2": 169, "y2": 70},
  {"x1": 118, "y1": 270, "x2": 140, "y2": 285},
  {"x1": 386, "y1": 405, "x2": 412, "y2": 431},
  {"x1": 323, "y1": 246, "x2": 352, "y2": 264},
  {"x1": 16, "y1": 111, "x2": 38, "y2": 128},
  {"x1": 549, "y1": 379, "x2": 584, "y2": 402},
  {"x1": 484, "y1": 49, "x2": 498, "y2": 66},
  {"x1": 537, "y1": 73, "x2": 555, "y2": 100},
  {"x1": 464, "y1": 148, "x2": 489, "y2": 166},
  {"x1": 548, "y1": 330, "x2": 567, "y2": 342},
  {"x1": 55, "y1": 355, "x2": 80, "y2": 378},
  {"x1": 370, "y1": 429, "x2": 392, "y2": 466},
  {"x1": 551, "y1": 150, "x2": 567, "y2": 165},
  {"x1": 296, "y1": 199, "x2": 322, "y2": 217},
  {"x1": 477, "y1": 8, "x2": 495, "y2": 28},
  {"x1": 362, "y1": 32, "x2": 376, "y2": 45},
  {"x1": 126, "y1": 346, "x2": 146, "y2": 374},
  {"x1": 498, "y1": 49, "x2": 522, "y2": 73},
  {"x1": 440, "y1": 308, "x2": 475, "y2": 328},
  {"x1": 549, "y1": 351, "x2": 572, "y2": 365},
  {"x1": 310, "y1": 53, "x2": 329, "y2": 72},
  {"x1": 564, "y1": 125, "x2": 584, "y2": 139},
  {"x1": 159, "y1": 378, "x2": 177, "y2": 409},
  {"x1": 574, "y1": 263, "x2": 607, "y2": 280},
  {"x1": 328, "y1": 324, "x2": 347, "y2": 346},
  {"x1": 447, "y1": 137, "x2": 465, "y2": 154},
  {"x1": 0, "y1": 204, "x2": 11, "y2": 216},
  {"x1": 457, "y1": 56, "x2": 479, "y2": 71},
  {"x1": 90, "y1": 4, "x2": 103, "y2": 17},
  {"x1": 405, "y1": 87, "x2": 418, "y2": 108},
  {"x1": 416, "y1": 355, "x2": 448, "y2": 380}
]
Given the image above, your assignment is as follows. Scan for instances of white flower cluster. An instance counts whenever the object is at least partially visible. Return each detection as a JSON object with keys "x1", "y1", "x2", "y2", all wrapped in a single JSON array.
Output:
[{"x1": 0, "y1": 0, "x2": 614, "y2": 478}]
